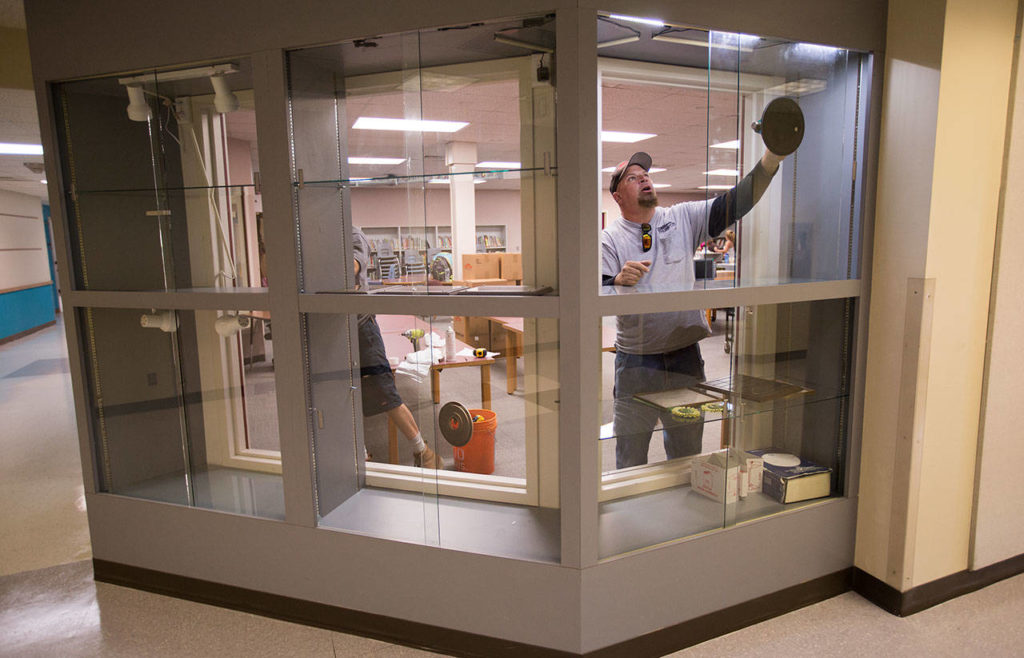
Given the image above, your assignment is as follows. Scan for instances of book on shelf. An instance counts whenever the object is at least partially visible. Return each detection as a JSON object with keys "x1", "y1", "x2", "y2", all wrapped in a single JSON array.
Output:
[{"x1": 747, "y1": 449, "x2": 831, "y2": 503}]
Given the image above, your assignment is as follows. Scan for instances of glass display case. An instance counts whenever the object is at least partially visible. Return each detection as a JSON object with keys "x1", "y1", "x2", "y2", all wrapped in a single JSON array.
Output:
[
  {"x1": 594, "y1": 15, "x2": 868, "y2": 557},
  {"x1": 287, "y1": 17, "x2": 562, "y2": 560},
  {"x1": 79, "y1": 306, "x2": 282, "y2": 519}
]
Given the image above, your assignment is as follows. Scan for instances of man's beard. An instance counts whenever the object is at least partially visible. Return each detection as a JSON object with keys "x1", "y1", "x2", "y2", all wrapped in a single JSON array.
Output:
[{"x1": 638, "y1": 193, "x2": 658, "y2": 208}]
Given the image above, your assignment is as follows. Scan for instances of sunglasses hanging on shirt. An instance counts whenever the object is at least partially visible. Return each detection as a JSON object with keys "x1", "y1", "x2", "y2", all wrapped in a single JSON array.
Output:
[{"x1": 641, "y1": 223, "x2": 652, "y2": 252}]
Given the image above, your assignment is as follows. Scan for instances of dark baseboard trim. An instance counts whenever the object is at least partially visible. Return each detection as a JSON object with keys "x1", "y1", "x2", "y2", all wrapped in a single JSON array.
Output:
[
  {"x1": 92, "y1": 559, "x2": 575, "y2": 658},
  {"x1": 587, "y1": 569, "x2": 852, "y2": 657},
  {"x1": 852, "y1": 551, "x2": 1024, "y2": 616},
  {"x1": 0, "y1": 320, "x2": 56, "y2": 346},
  {"x1": 92, "y1": 559, "x2": 851, "y2": 657}
]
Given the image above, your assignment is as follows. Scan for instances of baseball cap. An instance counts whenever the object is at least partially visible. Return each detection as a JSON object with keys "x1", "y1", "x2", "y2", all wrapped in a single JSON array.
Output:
[{"x1": 609, "y1": 151, "x2": 653, "y2": 194}]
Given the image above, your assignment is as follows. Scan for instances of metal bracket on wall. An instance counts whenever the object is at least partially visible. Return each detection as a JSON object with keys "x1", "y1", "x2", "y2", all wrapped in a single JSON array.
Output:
[{"x1": 297, "y1": 168, "x2": 305, "y2": 188}]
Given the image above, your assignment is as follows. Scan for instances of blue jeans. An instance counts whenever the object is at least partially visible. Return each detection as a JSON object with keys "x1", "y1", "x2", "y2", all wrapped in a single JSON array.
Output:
[{"x1": 613, "y1": 343, "x2": 706, "y2": 469}]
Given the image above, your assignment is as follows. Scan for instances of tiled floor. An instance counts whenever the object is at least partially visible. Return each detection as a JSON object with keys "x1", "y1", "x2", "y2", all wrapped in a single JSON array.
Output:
[{"x1": 3, "y1": 319, "x2": 1024, "y2": 657}]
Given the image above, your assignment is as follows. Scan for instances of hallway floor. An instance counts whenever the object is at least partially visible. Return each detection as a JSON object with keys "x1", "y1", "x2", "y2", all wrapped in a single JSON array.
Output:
[{"x1": 3, "y1": 320, "x2": 1023, "y2": 657}]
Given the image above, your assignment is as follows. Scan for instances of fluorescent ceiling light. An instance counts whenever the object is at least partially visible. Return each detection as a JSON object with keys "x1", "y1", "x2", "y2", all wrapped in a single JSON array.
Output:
[
  {"x1": 348, "y1": 157, "x2": 407, "y2": 165},
  {"x1": 353, "y1": 117, "x2": 468, "y2": 133},
  {"x1": 601, "y1": 166, "x2": 665, "y2": 173},
  {"x1": 476, "y1": 161, "x2": 521, "y2": 169},
  {"x1": 651, "y1": 33, "x2": 758, "y2": 52},
  {"x1": 601, "y1": 131, "x2": 656, "y2": 143},
  {"x1": 0, "y1": 143, "x2": 43, "y2": 155},
  {"x1": 493, "y1": 35, "x2": 554, "y2": 54},
  {"x1": 699, "y1": 184, "x2": 734, "y2": 190},
  {"x1": 653, "y1": 183, "x2": 671, "y2": 188},
  {"x1": 709, "y1": 140, "x2": 741, "y2": 150},
  {"x1": 40, "y1": 179, "x2": 47, "y2": 184},
  {"x1": 704, "y1": 169, "x2": 739, "y2": 176},
  {"x1": 608, "y1": 13, "x2": 665, "y2": 27},
  {"x1": 597, "y1": 36, "x2": 641, "y2": 49}
]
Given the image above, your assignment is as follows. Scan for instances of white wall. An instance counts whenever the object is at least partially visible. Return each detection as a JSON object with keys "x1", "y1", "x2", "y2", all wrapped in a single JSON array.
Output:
[
  {"x1": 0, "y1": 188, "x2": 49, "y2": 292},
  {"x1": 972, "y1": 16, "x2": 1024, "y2": 570}
]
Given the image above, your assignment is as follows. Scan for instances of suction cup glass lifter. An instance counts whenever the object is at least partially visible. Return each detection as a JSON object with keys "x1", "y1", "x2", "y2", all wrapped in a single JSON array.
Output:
[
  {"x1": 439, "y1": 401, "x2": 474, "y2": 447},
  {"x1": 752, "y1": 97, "x2": 805, "y2": 156}
]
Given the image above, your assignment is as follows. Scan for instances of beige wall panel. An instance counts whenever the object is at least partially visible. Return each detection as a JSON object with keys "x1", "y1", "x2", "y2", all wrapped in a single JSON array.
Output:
[
  {"x1": 973, "y1": 8, "x2": 1024, "y2": 570},
  {"x1": 912, "y1": 0, "x2": 1017, "y2": 587},
  {"x1": 0, "y1": 189, "x2": 48, "y2": 290},
  {"x1": 855, "y1": 0, "x2": 944, "y2": 586}
]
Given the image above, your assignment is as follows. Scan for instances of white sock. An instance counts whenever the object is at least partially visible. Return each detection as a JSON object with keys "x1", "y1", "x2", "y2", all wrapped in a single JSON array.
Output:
[{"x1": 411, "y1": 434, "x2": 427, "y2": 454}]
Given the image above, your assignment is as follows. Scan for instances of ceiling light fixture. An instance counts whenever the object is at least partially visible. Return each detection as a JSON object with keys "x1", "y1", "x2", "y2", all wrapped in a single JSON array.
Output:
[
  {"x1": 607, "y1": 13, "x2": 665, "y2": 27},
  {"x1": 601, "y1": 131, "x2": 656, "y2": 143},
  {"x1": 40, "y1": 179, "x2": 47, "y2": 184},
  {"x1": 597, "y1": 36, "x2": 641, "y2": 49},
  {"x1": 709, "y1": 140, "x2": 741, "y2": 150},
  {"x1": 493, "y1": 35, "x2": 554, "y2": 54},
  {"x1": 699, "y1": 184, "x2": 734, "y2": 190},
  {"x1": 348, "y1": 157, "x2": 407, "y2": 165},
  {"x1": 118, "y1": 63, "x2": 241, "y2": 121},
  {"x1": 703, "y1": 169, "x2": 739, "y2": 176},
  {"x1": 0, "y1": 143, "x2": 44, "y2": 155},
  {"x1": 653, "y1": 183, "x2": 671, "y2": 188},
  {"x1": 353, "y1": 117, "x2": 468, "y2": 133},
  {"x1": 476, "y1": 161, "x2": 521, "y2": 169},
  {"x1": 210, "y1": 74, "x2": 240, "y2": 114}
]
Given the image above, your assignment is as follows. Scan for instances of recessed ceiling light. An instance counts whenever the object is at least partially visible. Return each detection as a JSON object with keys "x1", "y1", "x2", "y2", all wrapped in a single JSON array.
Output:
[
  {"x1": 348, "y1": 157, "x2": 407, "y2": 165},
  {"x1": 608, "y1": 13, "x2": 665, "y2": 27},
  {"x1": 353, "y1": 117, "x2": 468, "y2": 133},
  {"x1": 601, "y1": 166, "x2": 666, "y2": 173},
  {"x1": 653, "y1": 183, "x2": 671, "y2": 188},
  {"x1": 699, "y1": 185, "x2": 734, "y2": 190},
  {"x1": 0, "y1": 143, "x2": 43, "y2": 155},
  {"x1": 601, "y1": 131, "x2": 657, "y2": 143},
  {"x1": 476, "y1": 161, "x2": 521, "y2": 169},
  {"x1": 703, "y1": 169, "x2": 739, "y2": 176},
  {"x1": 709, "y1": 140, "x2": 741, "y2": 150}
]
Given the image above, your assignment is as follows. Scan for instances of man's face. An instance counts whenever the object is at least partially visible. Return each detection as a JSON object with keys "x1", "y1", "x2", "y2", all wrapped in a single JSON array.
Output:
[{"x1": 613, "y1": 164, "x2": 658, "y2": 210}]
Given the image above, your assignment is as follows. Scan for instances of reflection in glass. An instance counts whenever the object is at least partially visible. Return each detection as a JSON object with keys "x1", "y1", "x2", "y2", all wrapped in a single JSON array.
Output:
[
  {"x1": 599, "y1": 299, "x2": 853, "y2": 557},
  {"x1": 307, "y1": 312, "x2": 560, "y2": 561},
  {"x1": 288, "y1": 15, "x2": 557, "y2": 294},
  {"x1": 81, "y1": 307, "x2": 282, "y2": 519},
  {"x1": 55, "y1": 62, "x2": 263, "y2": 291},
  {"x1": 599, "y1": 20, "x2": 867, "y2": 292}
]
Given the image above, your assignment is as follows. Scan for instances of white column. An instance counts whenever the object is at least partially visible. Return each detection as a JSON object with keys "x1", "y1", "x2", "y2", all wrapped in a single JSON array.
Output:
[{"x1": 446, "y1": 141, "x2": 477, "y2": 275}]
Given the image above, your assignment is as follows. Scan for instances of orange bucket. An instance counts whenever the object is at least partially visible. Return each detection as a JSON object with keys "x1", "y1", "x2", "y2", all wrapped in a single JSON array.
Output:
[{"x1": 453, "y1": 409, "x2": 496, "y2": 474}]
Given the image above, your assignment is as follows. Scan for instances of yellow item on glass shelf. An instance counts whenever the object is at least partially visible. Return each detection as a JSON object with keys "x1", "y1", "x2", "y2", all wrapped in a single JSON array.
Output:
[
  {"x1": 669, "y1": 405, "x2": 701, "y2": 422},
  {"x1": 701, "y1": 401, "x2": 726, "y2": 414}
]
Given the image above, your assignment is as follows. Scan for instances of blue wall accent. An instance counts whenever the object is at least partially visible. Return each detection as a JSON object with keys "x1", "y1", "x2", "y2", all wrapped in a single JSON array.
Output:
[{"x1": 0, "y1": 285, "x2": 56, "y2": 341}]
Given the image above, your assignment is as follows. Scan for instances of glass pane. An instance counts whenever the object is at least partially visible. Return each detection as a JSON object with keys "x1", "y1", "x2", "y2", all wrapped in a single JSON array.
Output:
[
  {"x1": 54, "y1": 61, "x2": 264, "y2": 290},
  {"x1": 308, "y1": 311, "x2": 560, "y2": 562},
  {"x1": 598, "y1": 298, "x2": 852, "y2": 558},
  {"x1": 288, "y1": 15, "x2": 557, "y2": 294},
  {"x1": 81, "y1": 307, "x2": 282, "y2": 519},
  {"x1": 598, "y1": 18, "x2": 866, "y2": 294}
]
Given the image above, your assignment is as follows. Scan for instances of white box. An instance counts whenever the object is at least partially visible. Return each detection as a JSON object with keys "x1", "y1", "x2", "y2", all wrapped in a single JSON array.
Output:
[{"x1": 690, "y1": 449, "x2": 764, "y2": 504}]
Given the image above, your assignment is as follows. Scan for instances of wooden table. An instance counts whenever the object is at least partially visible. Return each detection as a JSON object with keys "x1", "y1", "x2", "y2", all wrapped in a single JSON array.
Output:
[
  {"x1": 373, "y1": 315, "x2": 495, "y2": 464},
  {"x1": 487, "y1": 317, "x2": 619, "y2": 394}
]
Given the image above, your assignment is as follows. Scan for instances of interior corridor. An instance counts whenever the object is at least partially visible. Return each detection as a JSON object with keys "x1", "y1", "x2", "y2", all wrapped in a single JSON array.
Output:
[{"x1": 2, "y1": 320, "x2": 1023, "y2": 657}]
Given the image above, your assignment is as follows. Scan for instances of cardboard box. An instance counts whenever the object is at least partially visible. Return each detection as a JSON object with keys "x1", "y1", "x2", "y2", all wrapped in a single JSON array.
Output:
[
  {"x1": 461, "y1": 253, "x2": 501, "y2": 280},
  {"x1": 690, "y1": 449, "x2": 764, "y2": 504},
  {"x1": 453, "y1": 316, "x2": 491, "y2": 349},
  {"x1": 499, "y1": 253, "x2": 522, "y2": 281}
]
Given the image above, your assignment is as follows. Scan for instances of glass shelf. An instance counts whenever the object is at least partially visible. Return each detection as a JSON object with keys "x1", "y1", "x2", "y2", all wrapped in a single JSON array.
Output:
[
  {"x1": 294, "y1": 166, "x2": 553, "y2": 188},
  {"x1": 599, "y1": 382, "x2": 848, "y2": 442}
]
